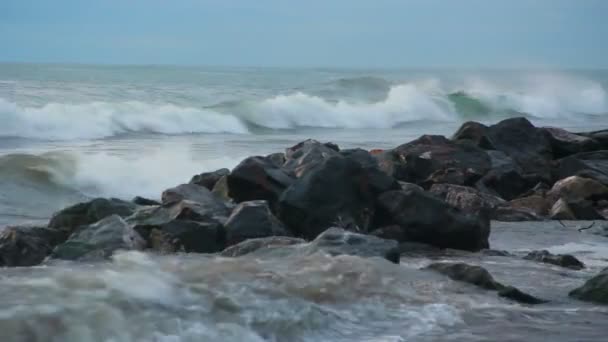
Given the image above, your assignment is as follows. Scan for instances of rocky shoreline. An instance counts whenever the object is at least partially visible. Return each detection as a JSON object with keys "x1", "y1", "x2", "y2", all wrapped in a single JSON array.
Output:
[{"x1": 1, "y1": 117, "x2": 608, "y2": 305}]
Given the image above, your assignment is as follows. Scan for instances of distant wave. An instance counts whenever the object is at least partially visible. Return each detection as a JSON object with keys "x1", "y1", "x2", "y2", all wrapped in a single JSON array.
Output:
[{"x1": 2, "y1": 74, "x2": 607, "y2": 140}]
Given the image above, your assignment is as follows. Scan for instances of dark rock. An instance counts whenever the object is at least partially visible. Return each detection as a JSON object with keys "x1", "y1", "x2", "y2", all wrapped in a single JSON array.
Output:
[
  {"x1": 227, "y1": 156, "x2": 294, "y2": 208},
  {"x1": 481, "y1": 249, "x2": 512, "y2": 257},
  {"x1": 266, "y1": 152, "x2": 286, "y2": 168},
  {"x1": 189, "y1": 168, "x2": 230, "y2": 190},
  {"x1": 430, "y1": 183, "x2": 504, "y2": 215},
  {"x1": 305, "y1": 228, "x2": 400, "y2": 263},
  {"x1": 279, "y1": 156, "x2": 399, "y2": 239},
  {"x1": 51, "y1": 215, "x2": 145, "y2": 261},
  {"x1": 543, "y1": 127, "x2": 600, "y2": 159},
  {"x1": 339, "y1": 148, "x2": 378, "y2": 168},
  {"x1": 211, "y1": 175, "x2": 230, "y2": 201},
  {"x1": 508, "y1": 195, "x2": 552, "y2": 217},
  {"x1": 578, "y1": 129, "x2": 608, "y2": 150},
  {"x1": 0, "y1": 226, "x2": 67, "y2": 267},
  {"x1": 569, "y1": 269, "x2": 608, "y2": 304},
  {"x1": 554, "y1": 151, "x2": 608, "y2": 187},
  {"x1": 220, "y1": 236, "x2": 305, "y2": 257},
  {"x1": 425, "y1": 262, "x2": 502, "y2": 290},
  {"x1": 283, "y1": 139, "x2": 341, "y2": 177},
  {"x1": 498, "y1": 286, "x2": 548, "y2": 304},
  {"x1": 524, "y1": 250, "x2": 585, "y2": 270},
  {"x1": 374, "y1": 189, "x2": 490, "y2": 251},
  {"x1": 451, "y1": 121, "x2": 495, "y2": 149},
  {"x1": 48, "y1": 198, "x2": 136, "y2": 234},
  {"x1": 389, "y1": 135, "x2": 491, "y2": 186},
  {"x1": 550, "y1": 198, "x2": 604, "y2": 220},
  {"x1": 147, "y1": 220, "x2": 225, "y2": 253},
  {"x1": 476, "y1": 166, "x2": 533, "y2": 201},
  {"x1": 548, "y1": 175, "x2": 608, "y2": 202},
  {"x1": 224, "y1": 200, "x2": 291, "y2": 246},
  {"x1": 132, "y1": 196, "x2": 160, "y2": 206},
  {"x1": 398, "y1": 181, "x2": 424, "y2": 193},
  {"x1": 161, "y1": 184, "x2": 231, "y2": 216},
  {"x1": 492, "y1": 206, "x2": 543, "y2": 222}
]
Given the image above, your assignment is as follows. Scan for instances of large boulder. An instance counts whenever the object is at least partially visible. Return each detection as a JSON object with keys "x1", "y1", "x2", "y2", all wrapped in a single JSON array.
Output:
[
  {"x1": 374, "y1": 189, "x2": 490, "y2": 251},
  {"x1": 524, "y1": 250, "x2": 585, "y2": 270},
  {"x1": 387, "y1": 135, "x2": 491, "y2": 186},
  {"x1": 189, "y1": 168, "x2": 230, "y2": 190},
  {"x1": 0, "y1": 226, "x2": 67, "y2": 267},
  {"x1": 554, "y1": 151, "x2": 608, "y2": 187},
  {"x1": 51, "y1": 215, "x2": 145, "y2": 261},
  {"x1": 569, "y1": 269, "x2": 608, "y2": 304},
  {"x1": 278, "y1": 156, "x2": 399, "y2": 239},
  {"x1": 451, "y1": 121, "x2": 496, "y2": 149},
  {"x1": 542, "y1": 127, "x2": 601, "y2": 159},
  {"x1": 578, "y1": 129, "x2": 608, "y2": 150},
  {"x1": 227, "y1": 156, "x2": 294, "y2": 208},
  {"x1": 549, "y1": 198, "x2": 604, "y2": 220},
  {"x1": 548, "y1": 175, "x2": 608, "y2": 202},
  {"x1": 282, "y1": 139, "x2": 341, "y2": 177},
  {"x1": 161, "y1": 184, "x2": 231, "y2": 217},
  {"x1": 224, "y1": 200, "x2": 291, "y2": 246},
  {"x1": 48, "y1": 198, "x2": 136, "y2": 234},
  {"x1": 508, "y1": 195, "x2": 552, "y2": 218}
]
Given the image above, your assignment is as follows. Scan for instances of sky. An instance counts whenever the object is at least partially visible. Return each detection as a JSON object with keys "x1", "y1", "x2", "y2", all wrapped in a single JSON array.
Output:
[{"x1": 1, "y1": 0, "x2": 607, "y2": 68}]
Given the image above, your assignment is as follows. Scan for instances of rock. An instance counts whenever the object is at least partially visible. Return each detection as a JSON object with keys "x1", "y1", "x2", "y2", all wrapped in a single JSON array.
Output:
[
  {"x1": 278, "y1": 156, "x2": 399, "y2": 239},
  {"x1": 550, "y1": 198, "x2": 604, "y2": 220},
  {"x1": 498, "y1": 286, "x2": 548, "y2": 304},
  {"x1": 542, "y1": 127, "x2": 600, "y2": 159},
  {"x1": 161, "y1": 184, "x2": 231, "y2": 216},
  {"x1": 476, "y1": 165, "x2": 533, "y2": 201},
  {"x1": 0, "y1": 226, "x2": 67, "y2": 267},
  {"x1": 132, "y1": 196, "x2": 160, "y2": 206},
  {"x1": 425, "y1": 262, "x2": 502, "y2": 290},
  {"x1": 451, "y1": 121, "x2": 495, "y2": 149},
  {"x1": 426, "y1": 262, "x2": 547, "y2": 304},
  {"x1": 508, "y1": 195, "x2": 552, "y2": 217},
  {"x1": 339, "y1": 148, "x2": 378, "y2": 168},
  {"x1": 305, "y1": 228, "x2": 400, "y2": 263},
  {"x1": 51, "y1": 215, "x2": 145, "y2": 261},
  {"x1": 578, "y1": 129, "x2": 608, "y2": 150},
  {"x1": 224, "y1": 200, "x2": 291, "y2": 246},
  {"x1": 554, "y1": 151, "x2": 608, "y2": 187},
  {"x1": 388, "y1": 135, "x2": 491, "y2": 186},
  {"x1": 398, "y1": 181, "x2": 424, "y2": 193},
  {"x1": 491, "y1": 206, "x2": 543, "y2": 222},
  {"x1": 283, "y1": 139, "x2": 341, "y2": 177},
  {"x1": 524, "y1": 250, "x2": 585, "y2": 270},
  {"x1": 569, "y1": 269, "x2": 608, "y2": 304},
  {"x1": 220, "y1": 236, "x2": 305, "y2": 257},
  {"x1": 48, "y1": 198, "x2": 136, "y2": 234},
  {"x1": 430, "y1": 183, "x2": 505, "y2": 215},
  {"x1": 227, "y1": 156, "x2": 294, "y2": 208},
  {"x1": 266, "y1": 152, "x2": 286, "y2": 167},
  {"x1": 211, "y1": 175, "x2": 230, "y2": 201},
  {"x1": 189, "y1": 168, "x2": 230, "y2": 190},
  {"x1": 548, "y1": 176, "x2": 608, "y2": 202},
  {"x1": 374, "y1": 189, "x2": 490, "y2": 251}
]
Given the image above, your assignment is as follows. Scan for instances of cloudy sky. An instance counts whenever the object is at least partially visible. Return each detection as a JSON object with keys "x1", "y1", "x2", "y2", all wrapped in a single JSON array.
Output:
[{"x1": 1, "y1": 0, "x2": 606, "y2": 68}]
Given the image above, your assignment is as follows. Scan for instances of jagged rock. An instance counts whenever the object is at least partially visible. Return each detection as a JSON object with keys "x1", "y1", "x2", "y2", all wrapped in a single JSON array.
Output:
[
  {"x1": 524, "y1": 250, "x2": 585, "y2": 270},
  {"x1": 48, "y1": 198, "x2": 136, "y2": 234},
  {"x1": 189, "y1": 168, "x2": 230, "y2": 190},
  {"x1": 569, "y1": 269, "x2": 608, "y2": 304},
  {"x1": 554, "y1": 151, "x2": 608, "y2": 187},
  {"x1": 451, "y1": 121, "x2": 495, "y2": 149},
  {"x1": 498, "y1": 286, "x2": 547, "y2": 304},
  {"x1": 548, "y1": 176, "x2": 608, "y2": 202},
  {"x1": 550, "y1": 198, "x2": 604, "y2": 220},
  {"x1": 476, "y1": 165, "x2": 533, "y2": 201},
  {"x1": 227, "y1": 156, "x2": 294, "y2": 208},
  {"x1": 132, "y1": 196, "x2": 160, "y2": 206},
  {"x1": 51, "y1": 215, "x2": 145, "y2": 261},
  {"x1": 283, "y1": 139, "x2": 341, "y2": 177},
  {"x1": 224, "y1": 200, "x2": 291, "y2": 246},
  {"x1": 430, "y1": 183, "x2": 504, "y2": 215},
  {"x1": 161, "y1": 184, "x2": 231, "y2": 216},
  {"x1": 0, "y1": 226, "x2": 67, "y2": 267},
  {"x1": 147, "y1": 220, "x2": 225, "y2": 254},
  {"x1": 543, "y1": 127, "x2": 600, "y2": 159},
  {"x1": 278, "y1": 156, "x2": 399, "y2": 239},
  {"x1": 220, "y1": 236, "x2": 305, "y2": 257},
  {"x1": 339, "y1": 148, "x2": 378, "y2": 169},
  {"x1": 374, "y1": 189, "x2": 490, "y2": 251},
  {"x1": 305, "y1": 228, "x2": 400, "y2": 263}
]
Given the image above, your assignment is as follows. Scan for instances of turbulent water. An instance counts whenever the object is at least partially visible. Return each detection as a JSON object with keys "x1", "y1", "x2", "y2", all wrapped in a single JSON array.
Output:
[{"x1": 1, "y1": 64, "x2": 608, "y2": 341}]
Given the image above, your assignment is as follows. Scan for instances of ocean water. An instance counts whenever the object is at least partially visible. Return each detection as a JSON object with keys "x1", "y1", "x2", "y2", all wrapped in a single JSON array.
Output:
[{"x1": 1, "y1": 64, "x2": 608, "y2": 341}]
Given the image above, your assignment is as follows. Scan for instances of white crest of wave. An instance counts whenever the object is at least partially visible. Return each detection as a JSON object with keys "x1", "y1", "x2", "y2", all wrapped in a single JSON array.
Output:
[
  {"x1": 464, "y1": 73, "x2": 608, "y2": 118},
  {"x1": 0, "y1": 99, "x2": 249, "y2": 140},
  {"x1": 245, "y1": 82, "x2": 456, "y2": 129}
]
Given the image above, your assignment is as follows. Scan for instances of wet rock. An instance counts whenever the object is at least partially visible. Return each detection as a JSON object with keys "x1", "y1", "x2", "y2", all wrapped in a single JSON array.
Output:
[
  {"x1": 388, "y1": 135, "x2": 491, "y2": 186},
  {"x1": 220, "y1": 236, "x2": 305, "y2": 257},
  {"x1": 524, "y1": 250, "x2": 585, "y2": 270},
  {"x1": 543, "y1": 127, "x2": 600, "y2": 159},
  {"x1": 305, "y1": 228, "x2": 400, "y2": 263},
  {"x1": 211, "y1": 175, "x2": 230, "y2": 201},
  {"x1": 398, "y1": 181, "x2": 424, "y2": 193},
  {"x1": 508, "y1": 195, "x2": 552, "y2": 217},
  {"x1": 161, "y1": 184, "x2": 231, "y2": 216},
  {"x1": 498, "y1": 286, "x2": 548, "y2": 304},
  {"x1": 430, "y1": 183, "x2": 504, "y2": 215},
  {"x1": 451, "y1": 121, "x2": 495, "y2": 149},
  {"x1": 425, "y1": 262, "x2": 502, "y2": 290},
  {"x1": 48, "y1": 198, "x2": 136, "y2": 234},
  {"x1": 0, "y1": 226, "x2": 67, "y2": 267},
  {"x1": 278, "y1": 156, "x2": 398, "y2": 239},
  {"x1": 548, "y1": 175, "x2": 608, "y2": 202},
  {"x1": 51, "y1": 215, "x2": 145, "y2": 261},
  {"x1": 578, "y1": 129, "x2": 608, "y2": 150},
  {"x1": 266, "y1": 152, "x2": 286, "y2": 168},
  {"x1": 189, "y1": 168, "x2": 230, "y2": 190},
  {"x1": 283, "y1": 139, "x2": 341, "y2": 177},
  {"x1": 491, "y1": 206, "x2": 543, "y2": 222},
  {"x1": 374, "y1": 189, "x2": 490, "y2": 251},
  {"x1": 132, "y1": 196, "x2": 160, "y2": 206},
  {"x1": 227, "y1": 156, "x2": 294, "y2": 208},
  {"x1": 569, "y1": 269, "x2": 608, "y2": 304},
  {"x1": 147, "y1": 220, "x2": 225, "y2": 254},
  {"x1": 224, "y1": 200, "x2": 291, "y2": 246},
  {"x1": 554, "y1": 151, "x2": 608, "y2": 187},
  {"x1": 550, "y1": 198, "x2": 604, "y2": 220},
  {"x1": 476, "y1": 165, "x2": 532, "y2": 201}
]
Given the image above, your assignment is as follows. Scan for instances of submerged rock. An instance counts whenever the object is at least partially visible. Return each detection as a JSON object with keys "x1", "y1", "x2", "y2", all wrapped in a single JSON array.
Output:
[
  {"x1": 374, "y1": 189, "x2": 490, "y2": 251},
  {"x1": 570, "y1": 269, "x2": 608, "y2": 304},
  {"x1": 306, "y1": 228, "x2": 400, "y2": 263},
  {"x1": 48, "y1": 198, "x2": 136, "y2": 234},
  {"x1": 52, "y1": 215, "x2": 145, "y2": 261},
  {"x1": 524, "y1": 250, "x2": 585, "y2": 270},
  {"x1": 224, "y1": 200, "x2": 291, "y2": 246},
  {"x1": 498, "y1": 286, "x2": 547, "y2": 305},
  {"x1": 189, "y1": 168, "x2": 230, "y2": 190},
  {"x1": 0, "y1": 225, "x2": 67, "y2": 267},
  {"x1": 220, "y1": 236, "x2": 305, "y2": 257}
]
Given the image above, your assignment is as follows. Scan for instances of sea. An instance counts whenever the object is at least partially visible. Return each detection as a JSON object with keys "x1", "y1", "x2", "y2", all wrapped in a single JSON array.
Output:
[{"x1": 1, "y1": 64, "x2": 608, "y2": 341}]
